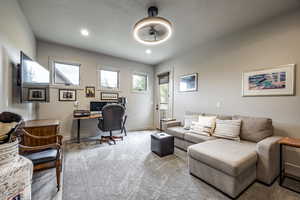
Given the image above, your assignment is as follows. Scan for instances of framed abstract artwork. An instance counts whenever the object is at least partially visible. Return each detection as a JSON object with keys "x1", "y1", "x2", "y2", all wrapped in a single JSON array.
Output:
[
  {"x1": 179, "y1": 73, "x2": 198, "y2": 92},
  {"x1": 59, "y1": 89, "x2": 77, "y2": 101},
  {"x1": 242, "y1": 64, "x2": 295, "y2": 96}
]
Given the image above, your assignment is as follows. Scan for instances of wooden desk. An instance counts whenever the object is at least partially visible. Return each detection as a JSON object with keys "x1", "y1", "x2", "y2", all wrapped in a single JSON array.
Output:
[
  {"x1": 24, "y1": 119, "x2": 60, "y2": 146},
  {"x1": 73, "y1": 114, "x2": 102, "y2": 143},
  {"x1": 278, "y1": 137, "x2": 300, "y2": 193}
]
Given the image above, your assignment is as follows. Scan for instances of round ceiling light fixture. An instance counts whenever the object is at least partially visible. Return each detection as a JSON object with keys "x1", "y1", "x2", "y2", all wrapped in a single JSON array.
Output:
[{"x1": 133, "y1": 6, "x2": 172, "y2": 45}]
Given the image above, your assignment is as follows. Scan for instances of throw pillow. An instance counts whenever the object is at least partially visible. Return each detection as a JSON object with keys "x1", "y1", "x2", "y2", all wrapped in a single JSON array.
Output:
[
  {"x1": 213, "y1": 119, "x2": 241, "y2": 141},
  {"x1": 190, "y1": 116, "x2": 216, "y2": 136},
  {"x1": 183, "y1": 114, "x2": 200, "y2": 130}
]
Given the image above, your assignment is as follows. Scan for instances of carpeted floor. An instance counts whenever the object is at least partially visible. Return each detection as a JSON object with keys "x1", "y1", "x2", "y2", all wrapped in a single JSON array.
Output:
[{"x1": 60, "y1": 131, "x2": 300, "y2": 200}]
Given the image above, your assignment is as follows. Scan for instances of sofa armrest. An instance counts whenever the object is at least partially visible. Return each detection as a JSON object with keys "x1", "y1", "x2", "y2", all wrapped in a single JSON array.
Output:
[
  {"x1": 256, "y1": 136, "x2": 282, "y2": 184},
  {"x1": 162, "y1": 121, "x2": 182, "y2": 131}
]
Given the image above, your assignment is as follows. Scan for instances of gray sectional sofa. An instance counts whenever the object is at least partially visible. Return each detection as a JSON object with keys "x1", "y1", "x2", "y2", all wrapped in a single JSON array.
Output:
[{"x1": 164, "y1": 113, "x2": 282, "y2": 198}]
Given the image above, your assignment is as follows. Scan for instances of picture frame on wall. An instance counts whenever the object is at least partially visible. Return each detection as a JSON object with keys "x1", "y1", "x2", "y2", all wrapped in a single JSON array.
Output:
[
  {"x1": 101, "y1": 92, "x2": 119, "y2": 101},
  {"x1": 85, "y1": 86, "x2": 95, "y2": 98},
  {"x1": 59, "y1": 89, "x2": 77, "y2": 101},
  {"x1": 179, "y1": 73, "x2": 198, "y2": 92},
  {"x1": 28, "y1": 88, "x2": 46, "y2": 101},
  {"x1": 242, "y1": 64, "x2": 295, "y2": 97}
]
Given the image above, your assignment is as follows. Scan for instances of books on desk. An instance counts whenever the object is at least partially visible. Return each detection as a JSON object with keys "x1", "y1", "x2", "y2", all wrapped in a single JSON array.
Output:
[
  {"x1": 73, "y1": 110, "x2": 90, "y2": 117},
  {"x1": 90, "y1": 111, "x2": 102, "y2": 115}
]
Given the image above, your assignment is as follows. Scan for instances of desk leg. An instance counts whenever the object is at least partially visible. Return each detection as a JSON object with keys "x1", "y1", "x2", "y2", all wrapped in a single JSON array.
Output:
[
  {"x1": 279, "y1": 144, "x2": 283, "y2": 185},
  {"x1": 77, "y1": 119, "x2": 81, "y2": 143}
]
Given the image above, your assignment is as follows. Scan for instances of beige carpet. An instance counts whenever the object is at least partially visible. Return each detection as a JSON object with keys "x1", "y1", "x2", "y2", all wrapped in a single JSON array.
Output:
[
  {"x1": 62, "y1": 131, "x2": 300, "y2": 200},
  {"x1": 32, "y1": 130, "x2": 300, "y2": 200}
]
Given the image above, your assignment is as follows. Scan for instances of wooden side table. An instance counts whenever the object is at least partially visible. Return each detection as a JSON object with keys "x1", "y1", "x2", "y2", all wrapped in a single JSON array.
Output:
[{"x1": 278, "y1": 137, "x2": 300, "y2": 193}]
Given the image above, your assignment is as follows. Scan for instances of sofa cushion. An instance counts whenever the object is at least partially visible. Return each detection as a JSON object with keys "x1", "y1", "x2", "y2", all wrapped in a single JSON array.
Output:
[
  {"x1": 204, "y1": 113, "x2": 232, "y2": 120},
  {"x1": 166, "y1": 126, "x2": 189, "y2": 139},
  {"x1": 188, "y1": 139, "x2": 257, "y2": 176},
  {"x1": 232, "y1": 115, "x2": 273, "y2": 142},
  {"x1": 184, "y1": 132, "x2": 216, "y2": 144}
]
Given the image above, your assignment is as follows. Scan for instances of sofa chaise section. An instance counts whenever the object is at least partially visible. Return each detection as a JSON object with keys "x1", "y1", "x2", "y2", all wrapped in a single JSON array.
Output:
[
  {"x1": 188, "y1": 139, "x2": 257, "y2": 198},
  {"x1": 165, "y1": 114, "x2": 282, "y2": 197}
]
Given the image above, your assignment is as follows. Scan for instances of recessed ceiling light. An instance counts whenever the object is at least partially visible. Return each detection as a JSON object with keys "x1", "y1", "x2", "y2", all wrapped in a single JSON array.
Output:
[
  {"x1": 145, "y1": 49, "x2": 152, "y2": 54},
  {"x1": 80, "y1": 29, "x2": 89, "y2": 36}
]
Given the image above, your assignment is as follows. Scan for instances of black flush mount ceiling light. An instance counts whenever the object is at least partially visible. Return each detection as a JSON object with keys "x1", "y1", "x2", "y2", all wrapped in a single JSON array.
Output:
[{"x1": 133, "y1": 6, "x2": 172, "y2": 45}]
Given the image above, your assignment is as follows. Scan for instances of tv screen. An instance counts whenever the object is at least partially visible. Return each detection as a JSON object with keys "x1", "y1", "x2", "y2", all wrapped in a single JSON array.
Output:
[{"x1": 20, "y1": 51, "x2": 49, "y2": 85}]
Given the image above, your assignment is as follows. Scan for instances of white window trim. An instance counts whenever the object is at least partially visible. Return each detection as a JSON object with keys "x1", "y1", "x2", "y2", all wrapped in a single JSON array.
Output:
[
  {"x1": 132, "y1": 72, "x2": 148, "y2": 93},
  {"x1": 97, "y1": 67, "x2": 120, "y2": 91},
  {"x1": 51, "y1": 59, "x2": 81, "y2": 86}
]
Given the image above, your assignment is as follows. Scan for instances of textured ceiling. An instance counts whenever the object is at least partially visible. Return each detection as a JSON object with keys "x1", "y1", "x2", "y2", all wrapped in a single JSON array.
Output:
[{"x1": 19, "y1": 0, "x2": 300, "y2": 65}]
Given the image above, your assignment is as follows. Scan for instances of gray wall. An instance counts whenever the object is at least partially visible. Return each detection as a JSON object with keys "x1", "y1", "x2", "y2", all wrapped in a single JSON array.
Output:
[
  {"x1": 36, "y1": 41, "x2": 154, "y2": 140},
  {"x1": 0, "y1": 0, "x2": 36, "y2": 119},
  {"x1": 156, "y1": 11, "x2": 300, "y2": 172}
]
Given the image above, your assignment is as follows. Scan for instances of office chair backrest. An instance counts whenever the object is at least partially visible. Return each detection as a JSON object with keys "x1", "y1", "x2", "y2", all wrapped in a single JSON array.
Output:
[{"x1": 101, "y1": 104, "x2": 125, "y2": 131}]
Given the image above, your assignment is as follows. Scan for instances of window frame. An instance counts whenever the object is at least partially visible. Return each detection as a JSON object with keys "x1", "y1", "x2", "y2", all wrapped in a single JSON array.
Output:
[
  {"x1": 132, "y1": 72, "x2": 148, "y2": 93},
  {"x1": 98, "y1": 68, "x2": 120, "y2": 91},
  {"x1": 52, "y1": 61, "x2": 81, "y2": 86}
]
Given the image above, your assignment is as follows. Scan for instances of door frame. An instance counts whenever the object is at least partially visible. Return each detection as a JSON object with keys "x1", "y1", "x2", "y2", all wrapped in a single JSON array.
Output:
[{"x1": 154, "y1": 69, "x2": 174, "y2": 129}]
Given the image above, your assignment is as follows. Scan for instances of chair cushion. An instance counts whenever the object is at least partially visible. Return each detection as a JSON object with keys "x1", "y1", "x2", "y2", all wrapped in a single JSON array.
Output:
[
  {"x1": 166, "y1": 126, "x2": 189, "y2": 139},
  {"x1": 184, "y1": 132, "x2": 216, "y2": 144},
  {"x1": 24, "y1": 149, "x2": 58, "y2": 165},
  {"x1": 188, "y1": 139, "x2": 257, "y2": 176},
  {"x1": 232, "y1": 115, "x2": 273, "y2": 142}
]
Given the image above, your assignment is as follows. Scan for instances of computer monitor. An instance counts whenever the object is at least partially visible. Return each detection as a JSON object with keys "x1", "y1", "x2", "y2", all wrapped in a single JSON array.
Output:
[{"x1": 90, "y1": 101, "x2": 107, "y2": 111}]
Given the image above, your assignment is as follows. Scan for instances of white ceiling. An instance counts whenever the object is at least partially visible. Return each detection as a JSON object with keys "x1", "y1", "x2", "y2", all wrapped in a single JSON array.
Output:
[{"x1": 19, "y1": 0, "x2": 300, "y2": 65}]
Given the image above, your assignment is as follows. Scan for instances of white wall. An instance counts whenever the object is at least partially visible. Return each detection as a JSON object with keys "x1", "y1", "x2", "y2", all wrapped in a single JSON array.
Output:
[
  {"x1": 0, "y1": 0, "x2": 36, "y2": 120},
  {"x1": 36, "y1": 41, "x2": 154, "y2": 140},
  {"x1": 156, "y1": 11, "x2": 300, "y2": 172}
]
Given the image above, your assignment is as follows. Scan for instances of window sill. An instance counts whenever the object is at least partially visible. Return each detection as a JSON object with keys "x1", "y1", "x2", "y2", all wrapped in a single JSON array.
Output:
[{"x1": 131, "y1": 90, "x2": 148, "y2": 94}]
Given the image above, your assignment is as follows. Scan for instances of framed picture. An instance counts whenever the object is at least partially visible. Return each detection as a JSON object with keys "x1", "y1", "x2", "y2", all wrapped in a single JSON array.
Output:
[
  {"x1": 59, "y1": 89, "x2": 77, "y2": 101},
  {"x1": 101, "y1": 92, "x2": 119, "y2": 100},
  {"x1": 179, "y1": 73, "x2": 198, "y2": 92},
  {"x1": 85, "y1": 86, "x2": 95, "y2": 98},
  {"x1": 28, "y1": 88, "x2": 46, "y2": 101},
  {"x1": 242, "y1": 64, "x2": 295, "y2": 97}
]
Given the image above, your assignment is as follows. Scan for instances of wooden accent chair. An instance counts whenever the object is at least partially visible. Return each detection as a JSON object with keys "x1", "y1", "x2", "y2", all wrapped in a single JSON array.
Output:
[{"x1": 18, "y1": 128, "x2": 63, "y2": 191}]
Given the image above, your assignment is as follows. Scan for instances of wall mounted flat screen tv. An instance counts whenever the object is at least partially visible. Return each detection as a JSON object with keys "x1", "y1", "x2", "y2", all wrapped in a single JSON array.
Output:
[{"x1": 20, "y1": 51, "x2": 49, "y2": 85}]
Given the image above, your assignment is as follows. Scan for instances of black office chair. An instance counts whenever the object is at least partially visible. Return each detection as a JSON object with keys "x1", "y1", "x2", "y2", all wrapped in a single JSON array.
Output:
[{"x1": 98, "y1": 104, "x2": 127, "y2": 144}]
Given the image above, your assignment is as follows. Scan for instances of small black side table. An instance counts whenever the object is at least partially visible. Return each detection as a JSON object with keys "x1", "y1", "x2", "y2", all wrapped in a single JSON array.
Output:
[
  {"x1": 151, "y1": 132, "x2": 174, "y2": 157},
  {"x1": 279, "y1": 137, "x2": 300, "y2": 194}
]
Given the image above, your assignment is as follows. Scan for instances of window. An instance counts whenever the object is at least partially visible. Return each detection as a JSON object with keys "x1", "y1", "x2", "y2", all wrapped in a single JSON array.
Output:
[
  {"x1": 100, "y1": 69, "x2": 119, "y2": 90},
  {"x1": 54, "y1": 62, "x2": 80, "y2": 85},
  {"x1": 132, "y1": 73, "x2": 147, "y2": 92}
]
